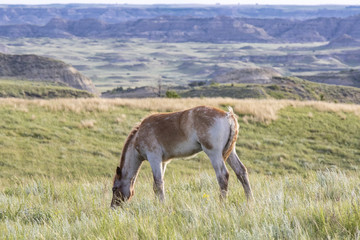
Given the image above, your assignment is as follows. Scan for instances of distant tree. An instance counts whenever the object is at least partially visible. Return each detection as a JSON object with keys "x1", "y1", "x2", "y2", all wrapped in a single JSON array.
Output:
[
  {"x1": 165, "y1": 90, "x2": 180, "y2": 98},
  {"x1": 153, "y1": 77, "x2": 163, "y2": 97}
]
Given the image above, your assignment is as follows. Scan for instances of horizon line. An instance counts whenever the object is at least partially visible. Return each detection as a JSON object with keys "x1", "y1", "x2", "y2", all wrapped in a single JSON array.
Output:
[{"x1": 1, "y1": 3, "x2": 360, "y2": 6}]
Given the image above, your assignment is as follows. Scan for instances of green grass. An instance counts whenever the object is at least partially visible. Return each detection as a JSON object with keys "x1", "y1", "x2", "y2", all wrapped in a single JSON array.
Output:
[
  {"x1": 181, "y1": 77, "x2": 360, "y2": 104},
  {"x1": 1, "y1": 171, "x2": 359, "y2": 239},
  {"x1": 181, "y1": 84, "x2": 268, "y2": 99},
  {"x1": 0, "y1": 99, "x2": 359, "y2": 238},
  {"x1": 0, "y1": 79, "x2": 94, "y2": 99}
]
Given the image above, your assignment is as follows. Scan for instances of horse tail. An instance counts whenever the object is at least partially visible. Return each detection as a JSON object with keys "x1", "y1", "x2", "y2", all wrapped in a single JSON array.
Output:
[{"x1": 222, "y1": 106, "x2": 239, "y2": 162}]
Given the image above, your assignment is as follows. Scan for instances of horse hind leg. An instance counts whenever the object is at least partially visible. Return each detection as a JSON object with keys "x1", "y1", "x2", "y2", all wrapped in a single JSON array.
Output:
[
  {"x1": 227, "y1": 150, "x2": 254, "y2": 201},
  {"x1": 204, "y1": 149, "x2": 230, "y2": 199}
]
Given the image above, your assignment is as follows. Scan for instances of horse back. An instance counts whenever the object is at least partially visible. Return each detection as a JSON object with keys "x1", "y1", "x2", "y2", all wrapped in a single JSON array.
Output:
[{"x1": 135, "y1": 106, "x2": 230, "y2": 159}]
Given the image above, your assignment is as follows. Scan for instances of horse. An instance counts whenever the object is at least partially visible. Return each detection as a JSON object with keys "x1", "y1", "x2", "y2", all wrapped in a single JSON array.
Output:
[{"x1": 111, "y1": 106, "x2": 253, "y2": 207}]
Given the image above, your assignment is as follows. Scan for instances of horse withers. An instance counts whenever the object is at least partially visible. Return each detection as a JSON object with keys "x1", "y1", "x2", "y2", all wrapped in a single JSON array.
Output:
[{"x1": 111, "y1": 106, "x2": 253, "y2": 207}]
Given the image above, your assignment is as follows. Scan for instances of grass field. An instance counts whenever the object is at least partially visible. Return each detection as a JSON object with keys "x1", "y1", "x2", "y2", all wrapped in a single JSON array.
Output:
[
  {"x1": 1, "y1": 98, "x2": 360, "y2": 239},
  {"x1": 180, "y1": 77, "x2": 360, "y2": 104}
]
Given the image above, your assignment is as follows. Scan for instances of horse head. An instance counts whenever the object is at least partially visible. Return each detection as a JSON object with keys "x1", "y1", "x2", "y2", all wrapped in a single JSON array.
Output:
[{"x1": 110, "y1": 166, "x2": 134, "y2": 208}]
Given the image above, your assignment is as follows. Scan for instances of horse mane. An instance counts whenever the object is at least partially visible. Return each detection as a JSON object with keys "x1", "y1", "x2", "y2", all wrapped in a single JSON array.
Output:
[{"x1": 118, "y1": 124, "x2": 140, "y2": 175}]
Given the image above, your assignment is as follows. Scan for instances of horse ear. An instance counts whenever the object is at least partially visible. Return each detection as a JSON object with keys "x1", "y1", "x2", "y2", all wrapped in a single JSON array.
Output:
[{"x1": 116, "y1": 166, "x2": 121, "y2": 176}]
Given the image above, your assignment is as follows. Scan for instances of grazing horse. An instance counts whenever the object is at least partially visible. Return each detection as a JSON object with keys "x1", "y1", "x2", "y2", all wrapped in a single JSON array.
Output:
[{"x1": 111, "y1": 106, "x2": 253, "y2": 207}]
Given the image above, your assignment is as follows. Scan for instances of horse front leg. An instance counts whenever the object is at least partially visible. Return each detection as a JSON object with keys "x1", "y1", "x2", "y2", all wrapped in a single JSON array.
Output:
[{"x1": 148, "y1": 155, "x2": 165, "y2": 201}]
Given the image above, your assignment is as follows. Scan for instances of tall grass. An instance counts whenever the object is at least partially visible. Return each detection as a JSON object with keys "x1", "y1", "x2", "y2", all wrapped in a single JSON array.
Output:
[
  {"x1": 1, "y1": 98, "x2": 359, "y2": 238},
  {"x1": 1, "y1": 171, "x2": 359, "y2": 239},
  {"x1": 1, "y1": 98, "x2": 359, "y2": 122}
]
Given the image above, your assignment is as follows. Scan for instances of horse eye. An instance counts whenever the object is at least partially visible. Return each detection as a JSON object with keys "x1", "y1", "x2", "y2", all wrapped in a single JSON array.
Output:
[{"x1": 112, "y1": 187, "x2": 116, "y2": 192}]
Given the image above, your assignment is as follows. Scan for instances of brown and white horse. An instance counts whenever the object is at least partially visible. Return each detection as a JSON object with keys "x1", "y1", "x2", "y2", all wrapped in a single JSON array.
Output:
[{"x1": 111, "y1": 106, "x2": 253, "y2": 207}]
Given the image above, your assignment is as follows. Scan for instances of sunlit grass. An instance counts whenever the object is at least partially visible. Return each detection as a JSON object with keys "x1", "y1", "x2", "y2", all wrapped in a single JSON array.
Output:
[
  {"x1": 1, "y1": 97, "x2": 359, "y2": 122},
  {"x1": 0, "y1": 79, "x2": 93, "y2": 99},
  {"x1": 0, "y1": 98, "x2": 359, "y2": 238},
  {"x1": 1, "y1": 171, "x2": 359, "y2": 239}
]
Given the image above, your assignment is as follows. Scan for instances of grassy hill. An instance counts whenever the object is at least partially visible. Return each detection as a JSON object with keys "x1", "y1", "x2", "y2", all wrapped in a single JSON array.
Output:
[
  {"x1": 181, "y1": 77, "x2": 360, "y2": 104},
  {"x1": 0, "y1": 53, "x2": 97, "y2": 93},
  {"x1": 0, "y1": 98, "x2": 359, "y2": 239},
  {"x1": 103, "y1": 77, "x2": 360, "y2": 104},
  {"x1": 298, "y1": 69, "x2": 360, "y2": 88},
  {"x1": 0, "y1": 79, "x2": 94, "y2": 99}
]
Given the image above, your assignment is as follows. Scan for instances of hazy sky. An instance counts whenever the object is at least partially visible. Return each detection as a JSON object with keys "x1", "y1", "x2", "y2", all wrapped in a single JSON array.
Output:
[{"x1": 2, "y1": 0, "x2": 360, "y2": 5}]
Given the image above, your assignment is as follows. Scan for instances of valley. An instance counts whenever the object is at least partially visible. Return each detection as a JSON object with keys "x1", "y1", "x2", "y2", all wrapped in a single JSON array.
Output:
[{"x1": 2, "y1": 38, "x2": 360, "y2": 94}]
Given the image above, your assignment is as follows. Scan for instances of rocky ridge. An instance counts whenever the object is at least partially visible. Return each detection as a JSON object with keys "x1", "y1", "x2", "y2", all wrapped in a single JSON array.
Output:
[
  {"x1": 1, "y1": 15, "x2": 360, "y2": 43},
  {"x1": 2, "y1": 5, "x2": 360, "y2": 26},
  {"x1": 322, "y1": 34, "x2": 360, "y2": 48},
  {"x1": 0, "y1": 53, "x2": 96, "y2": 93}
]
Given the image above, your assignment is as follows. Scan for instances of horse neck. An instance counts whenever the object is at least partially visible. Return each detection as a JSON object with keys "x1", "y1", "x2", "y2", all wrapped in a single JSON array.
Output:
[{"x1": 120, "y1": 136, "x2": 142, "y2": 182}]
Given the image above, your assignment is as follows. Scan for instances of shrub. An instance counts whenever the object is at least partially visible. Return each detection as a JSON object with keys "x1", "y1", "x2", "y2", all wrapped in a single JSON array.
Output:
[{"x1": 165, "y1": 90, "x2": 180, "y2": 98}]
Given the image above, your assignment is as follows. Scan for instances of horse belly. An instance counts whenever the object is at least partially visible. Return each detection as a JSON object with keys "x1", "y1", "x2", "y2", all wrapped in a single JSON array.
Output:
[{"x1": 166, "y1": 139, "x2": 201, "y2": 159}]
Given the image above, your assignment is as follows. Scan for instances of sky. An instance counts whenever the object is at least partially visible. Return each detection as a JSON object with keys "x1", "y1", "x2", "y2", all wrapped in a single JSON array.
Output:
[{"x1": 1, "y1": 0, "x2": 360, "y2": 5}]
